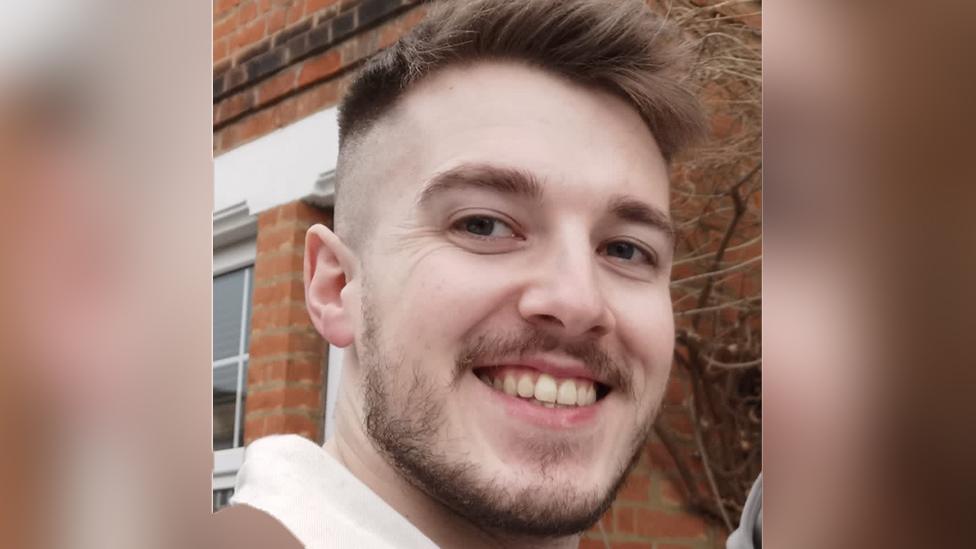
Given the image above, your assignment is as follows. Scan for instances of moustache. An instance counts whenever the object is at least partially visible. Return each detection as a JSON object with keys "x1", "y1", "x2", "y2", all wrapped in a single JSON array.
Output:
[{"x1": 453, "y1": 327, "x2": 633, "y2": 398}]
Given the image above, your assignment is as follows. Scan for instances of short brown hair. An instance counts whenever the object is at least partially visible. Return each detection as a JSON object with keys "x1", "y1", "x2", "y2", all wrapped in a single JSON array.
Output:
[
  {"x1": 338, "y1": 0, "x2": 705, "y2": 161},
  {"x1": 333, "y1": 0, "x2": 705, "y2": 250}
]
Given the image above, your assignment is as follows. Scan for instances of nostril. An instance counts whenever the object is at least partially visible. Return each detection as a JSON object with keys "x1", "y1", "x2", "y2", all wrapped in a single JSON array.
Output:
[{"x1": 533, "y1": 314, "x2": 564, "y2": 327}]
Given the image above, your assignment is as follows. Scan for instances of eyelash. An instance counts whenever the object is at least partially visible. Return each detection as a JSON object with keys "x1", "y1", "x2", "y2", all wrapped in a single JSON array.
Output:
[
  {"x1": 450, "y1": 213, "x2": 522, "y2": 240},
  {"x1": 598, "y1": 239, "x2": 658, "y2": 267},
  {"x1": 450, "y1": 214, "x2": 658, "y2": 268}
]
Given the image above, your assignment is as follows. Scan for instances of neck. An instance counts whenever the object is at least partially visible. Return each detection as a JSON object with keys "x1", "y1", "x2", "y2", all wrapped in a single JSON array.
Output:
[{"x1": 324, "y1": 369, "x2": 580, "y2": 549}]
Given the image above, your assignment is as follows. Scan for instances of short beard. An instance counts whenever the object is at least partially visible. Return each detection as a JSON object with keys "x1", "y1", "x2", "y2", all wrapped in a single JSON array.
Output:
[{"x1": 359, "y1": 294, "x2": 653, "y2": 538}]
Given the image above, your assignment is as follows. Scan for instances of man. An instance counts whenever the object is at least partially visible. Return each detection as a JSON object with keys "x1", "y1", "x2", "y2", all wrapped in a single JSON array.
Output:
[{"x1": 229, "y1": 0, "x2": 705, "y2": 547}]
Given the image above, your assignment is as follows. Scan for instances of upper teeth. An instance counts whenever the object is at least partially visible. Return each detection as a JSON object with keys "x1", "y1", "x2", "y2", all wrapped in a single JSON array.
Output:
[{"x1": 478, "y1": 369, "x2": 598, "y2": 407}]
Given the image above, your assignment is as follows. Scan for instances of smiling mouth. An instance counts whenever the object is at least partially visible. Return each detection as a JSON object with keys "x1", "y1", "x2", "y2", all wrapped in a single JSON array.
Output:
[{"x1": 473, "y1": 366, "x2": 610, "y2": 409}]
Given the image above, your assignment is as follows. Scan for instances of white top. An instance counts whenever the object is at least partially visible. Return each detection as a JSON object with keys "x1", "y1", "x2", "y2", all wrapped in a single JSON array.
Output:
[{"x1": 231, "y1": 434, "x2": 439, "y2": 549}]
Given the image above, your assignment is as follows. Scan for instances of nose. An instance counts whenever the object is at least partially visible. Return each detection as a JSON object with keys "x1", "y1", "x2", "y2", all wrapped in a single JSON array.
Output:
[{"x1": 517, "y1": 239, "x2": 616, "y2": 339}]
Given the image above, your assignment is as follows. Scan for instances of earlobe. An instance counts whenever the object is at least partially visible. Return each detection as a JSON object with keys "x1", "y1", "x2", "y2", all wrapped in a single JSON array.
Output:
[{"x1": 304, "y1": 224, "x2": 356, "y2": 348}]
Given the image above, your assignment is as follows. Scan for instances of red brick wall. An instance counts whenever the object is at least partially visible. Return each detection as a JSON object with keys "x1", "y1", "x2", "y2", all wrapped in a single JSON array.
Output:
[
  {"x1": 213, "y1": 0, "x2": 426, "y2": 154},
  {"x1": 215, "y1": 1, "x2": 747, "y2": 547},
  {"x1": 245, "y1": 201, "x2": 332, "y2": 443}
]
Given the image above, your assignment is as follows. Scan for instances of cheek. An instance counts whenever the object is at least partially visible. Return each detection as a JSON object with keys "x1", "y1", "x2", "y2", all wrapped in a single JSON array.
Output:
[
  {"x1": 613, "y1": 288, "x2": 675, "y2": 399},
  {"x1": 373, "y1": 251, "x2": 519, "y2": 356}
]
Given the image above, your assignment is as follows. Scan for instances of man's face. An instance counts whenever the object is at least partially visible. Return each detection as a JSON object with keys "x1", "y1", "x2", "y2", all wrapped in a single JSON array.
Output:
[{"x1": 345, "y1": 62, "x2": 674, "y2": 535}]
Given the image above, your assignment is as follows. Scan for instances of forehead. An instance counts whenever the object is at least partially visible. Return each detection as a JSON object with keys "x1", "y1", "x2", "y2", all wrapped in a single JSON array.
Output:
[{"x1": 381, "y1": 61, "x2": 670, "y2": 208}]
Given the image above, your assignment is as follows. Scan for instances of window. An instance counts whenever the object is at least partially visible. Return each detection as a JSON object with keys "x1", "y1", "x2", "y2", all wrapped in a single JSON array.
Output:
[
  {"x1": 213, "y1": 266, "x2": 253, "y2": 450},
  {"x1": 213, "y1": 487, "x2": 235, "y2": 512},
  {"x1": 212, "y1": 202, "x2": 258, "y2": 508}
]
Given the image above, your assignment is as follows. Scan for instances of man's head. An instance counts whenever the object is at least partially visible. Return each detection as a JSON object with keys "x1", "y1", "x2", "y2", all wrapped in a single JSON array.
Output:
[{"x1": 304, "y1": 0, "x2": 704, "y2": 538}]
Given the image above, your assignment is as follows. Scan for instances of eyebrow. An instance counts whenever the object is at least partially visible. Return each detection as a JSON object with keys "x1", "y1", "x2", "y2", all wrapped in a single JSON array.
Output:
[
  {"x1": 417, "y1": 162, "x2": 674, "y2": 242},
  {"x1": 417, "y1": 163, "x2": 544, "y2": 206},
  {"x1": 606, "y1": 195, "x2": 676, "y2": 243}
]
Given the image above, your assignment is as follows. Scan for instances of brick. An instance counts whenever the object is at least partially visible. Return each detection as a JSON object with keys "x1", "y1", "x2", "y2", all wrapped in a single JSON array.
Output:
[
  {"x1": 272, "y1": 98, "x2": 300, "y2": 129},
  {"x1": 238, "y1": 38, "x2": 271, "y2": 64},
  {"x1": 252, "y1": 278, "x2": 305, "y2": 307},
  {"x1": 282, "y1": 413, "x2": 320, "y2": 438},
  {"x1": 214, "y1": 59, "x2": 232, "y2": 78},
  {"x1": 215, "y1": 0, "x2": 241, "y2": 18},
  {"x1": 618, "y1": 470, "x2": 651, "y2": 502},
  {"x1": 256, "y1": 67, "x2": 298, "y2": 104},
  {"x1": 246, "y1": 387, "x2": 284, "y2": 411},
  {"x1": 255, "y1": 221, "x2": 307, "y2": 252},
  {"x1": 615, "y1": 505, "x2": 636, "y2": 534},
  {"x1": 289, "y1": 200, "x2": 332, "y2": 224},
  {"x1": 285, "y1": 0, "x2": 306, "y2": 25},
  {"x1": 213, "y1": 39, "x2": 228, "y2": 63},
  {"x1": 257, "y1": 206, "x2": 282, "y2": 230},
  {"x1": 307, "y1": 0, "x2": 339, "y2": 14},
  {"x1": 237, "y1": 0, "x2": 258, "y2": 25},
  {"x1": 646, "y1": 439, "x2": 677, "y2": 469},
  {"x1": 250, "y1": 302, "x2": 313, "y2": 332},
  {"x1": 248, "y1": 385, "x2": 322, "y2": 412},
  {"x1": 224, "y1": 64, "x2": 248, "y2": 91},
  {"x1": 282, "y1": 360, "x2": 326, "y2": 384},
  {"x1": 377, "y1": 23, "x2": 403, "y2": 50},
  {"x1": 286, "y1": 32, "x2": 312, "y2": 60},
  {"x1": 283, "y1": 385, "x2": 323, "y2": 408},
  {"x1": 247, "y1": 361, "x2": 283, "y2": 385},
  {"x1": 306, "y1": 20, "x2": 333, "y2": 52},
  {"x1": 295, "y1": 79, "x2": 341, "y2": 118},
  {"x1": 331, "y1": 9, "x2": 357, "y2": 41},
  {"x1": 233, "y1": 19, "x2": 267, "y2": 53},
  {"x1": 663, "y1": 376, "x2": 689, "y2": 405},
  {"x1": 635, "y1": 509, "x2": 707, "y2": 539},
  {"x1": 214, "y1": 76, "x2": 226, "y2": 99},
  {"x1": 221, "y1": 104, "x2": 275, "y2": 147},
  {"x1": 297, "y1": 50, "x2": 341, "y2": 87},
  {"x1": 577, "y1": 539, "x2": 605, "y2": 549},
  {"x1": 358, "y1": 0, "x2": 400, "y2": 27},
  {"x1": 245, "y1": 47, "x2": 288, "y2": 81},
  {"x1": 267, "y1": 7, "x2": 287, "y2": 35},
  {"x1": 248, "y1": 358, "x2": 324, "y2": 385},
  {"x1": 249, "y1": 330, "x2": 325, "y2": 357},
  {"x1": 338, "y1": 29, "x2": 376, "y2": 66},
  {"x1": 273, "y1": 18, "x2": 313, "y2": 48},
  {"x1": 656, "y1": 544, "x2": 697, "y2": 549},
  {"x1": 253, "y1": 250, "x2": 304, "y2": 280},
  {"x1": 215, "y1": 90, "x2": 256, "y2": 126},
  {"x1": 403, "y1": 4, "x2": 428, "y2": 26},
  {"x1": 253, "y1": 411, "x2": 319, "y2": 435},
  {"x1": 662, "y1": 410, "x2": 694, "y2": 437},
  {"x1": 243, "y1": 417, "x2": 265, "y2": 443},
  {"x1": 214, "y1": 15, "x2": 237, "y2": 41},
  {"x1": 658, "y1": 476, "x2": 687, "y2": 507}
]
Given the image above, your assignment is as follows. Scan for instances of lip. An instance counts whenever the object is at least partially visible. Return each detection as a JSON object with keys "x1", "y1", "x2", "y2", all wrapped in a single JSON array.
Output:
[{"x1": 472, "y1": 370, "x2": 603, "y2": 429}]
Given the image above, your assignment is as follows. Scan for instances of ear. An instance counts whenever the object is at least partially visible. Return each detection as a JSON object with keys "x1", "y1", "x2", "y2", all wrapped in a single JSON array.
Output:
[{"x1": 304, "y1": 224, "x2": 356, "y2": 348}]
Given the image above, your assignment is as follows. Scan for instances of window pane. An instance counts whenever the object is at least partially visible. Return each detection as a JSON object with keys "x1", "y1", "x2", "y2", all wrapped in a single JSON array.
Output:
[
  {"x1": 213, "y1": 269, "x2": 246, "y2": 360},
  {"x1": 213, "y1": 488, "x2": 234, "y2": 512},
  {"x1": 213, "y1": 362, "x2": 239, "y2": 451},
  {"x1": 242, "y1": 268, "x2": 254, "y2": 351},
  {"x1": 237, "y1": 360, "x2": 248, "y2": 448}
]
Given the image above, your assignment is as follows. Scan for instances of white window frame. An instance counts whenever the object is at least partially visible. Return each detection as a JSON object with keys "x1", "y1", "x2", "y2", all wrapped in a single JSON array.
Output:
[{"x1": 213, "y1": 202, "x2": 257, "y2": 492}]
